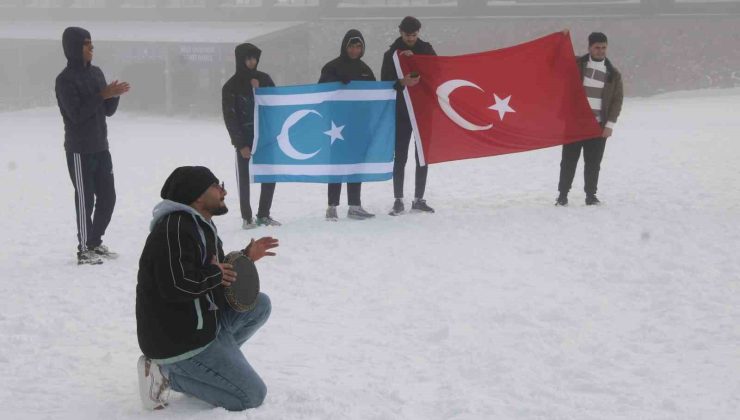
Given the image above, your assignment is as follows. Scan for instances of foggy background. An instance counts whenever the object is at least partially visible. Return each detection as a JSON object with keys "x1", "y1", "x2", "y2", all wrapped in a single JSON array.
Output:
[{"x1": 1, "y1": 0, "x2": 739, "y2": 116}]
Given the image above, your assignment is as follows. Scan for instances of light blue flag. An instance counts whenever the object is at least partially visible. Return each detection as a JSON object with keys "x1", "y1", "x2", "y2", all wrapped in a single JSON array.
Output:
[{"x1": 252, "y1": 81, "x2": 396, "y2": 183}]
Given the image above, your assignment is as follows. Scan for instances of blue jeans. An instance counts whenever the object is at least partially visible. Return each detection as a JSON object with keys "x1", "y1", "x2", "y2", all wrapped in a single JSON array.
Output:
[{"x1": 161, "y1": 293, "x2": 271, "y2": 411}]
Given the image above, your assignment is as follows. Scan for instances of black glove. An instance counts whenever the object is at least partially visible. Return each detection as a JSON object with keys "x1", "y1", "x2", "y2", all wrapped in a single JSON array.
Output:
[{"x1": 340, "y1": 75, "x2": 351, "y2": 85}]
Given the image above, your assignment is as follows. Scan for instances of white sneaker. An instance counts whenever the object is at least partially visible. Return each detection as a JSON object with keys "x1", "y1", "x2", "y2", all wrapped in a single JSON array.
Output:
[
  {"x1": 242, "y1": 219, "x2": 257, "y2": 230},
  {"x1": 256, "y1": 216, "x2": 282, "y2": 227},
  {"x1": 347, "y1": 205, "x2": 375, "y2": 220},
  {"x1": 92, "y1": 244, "x2": 118, "y2": 259},
  {"x1": 137, "y1": 355, "x2": 170, "y2": 410},
  {"x1": 325, "y1": 206, "x2": 338, "y2": 221}
]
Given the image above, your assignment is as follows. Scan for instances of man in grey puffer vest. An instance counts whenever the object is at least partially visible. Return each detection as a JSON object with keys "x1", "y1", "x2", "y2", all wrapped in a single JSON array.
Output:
[{"x1": 55, "y1": 27, "x2": 130, "y2": 264}]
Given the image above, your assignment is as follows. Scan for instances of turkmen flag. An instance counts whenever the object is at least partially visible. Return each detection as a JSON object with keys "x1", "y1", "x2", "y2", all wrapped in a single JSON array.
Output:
[{"x1": 252, "y1": 81, "x2": 396, "y2": 183}]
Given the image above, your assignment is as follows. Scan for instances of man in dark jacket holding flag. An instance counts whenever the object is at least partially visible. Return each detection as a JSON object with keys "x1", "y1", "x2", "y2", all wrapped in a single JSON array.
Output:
[
  {"x1": 381, "y1": 16, "x2": 433, "y2": 216},
  {"x1": 55, "y1": 27, "x2": 129, "y2": 264},
  {"x1": 136, "y1": 166, "x2": 278, "y2": 411},
  {"x1": 222, "y1": 43, "x2": 280, "y2": 229},
  {"x1": 318, "y1": 29, "x2": 378, "y2": 221}
]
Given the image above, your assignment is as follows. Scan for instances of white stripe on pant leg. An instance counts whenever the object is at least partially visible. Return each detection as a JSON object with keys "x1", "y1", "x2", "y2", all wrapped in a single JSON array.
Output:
[
  {"x1": 76, "y1": 154, "x2": 88, "y2": 251},
  {"x1": 74, "y1": 154, "x2": 87, "y2": 251},
  {"x1": 235, "y1": 151, "x2": 241, "y2": 194},
  {"x1": 73, "y1": 154, "x2": 83, "y2": 250},
  {"x1": 74, "y1": 153, "x2": 88, "y2": 252}
]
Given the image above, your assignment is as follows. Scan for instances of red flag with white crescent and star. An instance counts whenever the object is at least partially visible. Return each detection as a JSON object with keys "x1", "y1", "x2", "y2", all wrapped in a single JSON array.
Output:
[{"x1": 394, "y1": 32, "x2": 602, "y2": 165}]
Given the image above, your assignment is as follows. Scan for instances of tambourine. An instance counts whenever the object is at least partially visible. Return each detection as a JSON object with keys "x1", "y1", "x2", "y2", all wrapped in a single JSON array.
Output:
[{"x1": 223, "y1": 251, "x2": 260, "y2": 312}]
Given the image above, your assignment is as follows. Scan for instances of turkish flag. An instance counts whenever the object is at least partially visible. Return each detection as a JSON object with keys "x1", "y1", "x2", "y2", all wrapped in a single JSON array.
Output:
[{"x1": 394, "y1": 32, "x2": 602, "y2": 165}]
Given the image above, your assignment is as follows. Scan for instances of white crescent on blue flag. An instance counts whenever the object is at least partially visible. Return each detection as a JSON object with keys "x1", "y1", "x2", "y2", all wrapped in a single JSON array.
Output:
[{"x1": 251, "y1": 81, "x2": 397, "y2": 183}]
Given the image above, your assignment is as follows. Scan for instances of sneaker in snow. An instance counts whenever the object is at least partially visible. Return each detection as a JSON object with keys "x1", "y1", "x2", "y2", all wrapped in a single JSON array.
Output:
[
  {"x1": 388, "y1": 199, "x2": 404, "y2": 216},
  {"x1": 347, "y1": 206, "x2": 375, "y2": 220},
  {"x1": 92, "y1": 244, "x2": 118, "y2": 259},
  {"x1": 325, "y1": 206, "x2": 338, "y2": 221},
  {"x1": 256, "y1": 216, "x2": 282, "y2": 227},
  {"x1": 411, "y1": 199, "x2": 435, "y2": 213},
  {"x1": 585, "y1": 194, "x2": 601, "y2": 206},
  {"x1": 242, "y1": 218, "x2": 257, "y2": 230},
  {"x1": 137, "y1": 355, "x2": 170, "y2": 411},
  {"x1": 77, "y1": 250, "x2": 103, "y2": 265},
  {"x1": 555, "y1": 193, "x2": 568, "y2": 206}
]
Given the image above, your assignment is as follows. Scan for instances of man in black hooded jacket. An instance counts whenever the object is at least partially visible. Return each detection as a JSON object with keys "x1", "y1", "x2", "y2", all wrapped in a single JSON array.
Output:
[
  {"x1": 55, "y1": 27, "x2": 130, "y2": 265},
  {"x1": 222, "y1": 43, "x2": 280, "y2": 229},
  {"x1": 381, "y1": 16, "x2": 436, "y2": 216},
  {"x1": 317, "y1": 29, "x2": 378, "y2": 221}
]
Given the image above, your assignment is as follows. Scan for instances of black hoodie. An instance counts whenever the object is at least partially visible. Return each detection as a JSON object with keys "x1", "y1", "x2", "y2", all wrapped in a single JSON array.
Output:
[
  {"x1": 55, "y1": 27, "x2": 119, "y2": 154},
  {"x1": 380, "y1": 37, "x2": 436, "y2": 120},
  {"x1": 222, "y1": 43, "x2": 275, "y2": 150},
  {"x1": 318, "y1": 29, "x2": 376, "y2": 84}
]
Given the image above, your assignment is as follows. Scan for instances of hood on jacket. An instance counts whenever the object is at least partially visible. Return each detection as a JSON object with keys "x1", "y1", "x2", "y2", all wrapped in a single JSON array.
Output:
[
  {"x1": 234, "y1": 43, "x2": 262, "y2": 74},
  {"x1": 339, "y1": 29, "x2": 365, "y2": 60},
  {"x1": 150, "y1": 199, "x2": 218, "y2": 264},
  {"x1": 62, "y1": 26, "x2": 91, "y2": 68},
  {"x1": 150, "y1": 200, "x2": 213, "y2": 232}
]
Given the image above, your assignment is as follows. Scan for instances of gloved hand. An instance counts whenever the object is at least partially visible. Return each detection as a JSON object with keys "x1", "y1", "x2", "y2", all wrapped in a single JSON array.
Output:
[{"x1": 340, "y1": 75, "x2": 351, "y2": 85}]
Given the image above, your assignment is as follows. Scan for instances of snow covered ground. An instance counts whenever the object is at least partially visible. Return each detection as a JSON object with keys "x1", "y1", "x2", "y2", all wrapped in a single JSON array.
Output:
[{"x1": 1, "y1": 88, "x2": 739, "y2": 419}]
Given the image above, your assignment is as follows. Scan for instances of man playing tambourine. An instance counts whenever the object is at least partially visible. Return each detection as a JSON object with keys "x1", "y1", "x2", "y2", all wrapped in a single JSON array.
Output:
[{"x1": 135, "y1": 165, "x2": 278, "y2": 411}]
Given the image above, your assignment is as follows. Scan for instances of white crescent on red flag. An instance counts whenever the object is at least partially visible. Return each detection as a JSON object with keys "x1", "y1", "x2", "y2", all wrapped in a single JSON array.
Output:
[{"x1": 394, "y1": 32, "x2": 603, "y2": 165}]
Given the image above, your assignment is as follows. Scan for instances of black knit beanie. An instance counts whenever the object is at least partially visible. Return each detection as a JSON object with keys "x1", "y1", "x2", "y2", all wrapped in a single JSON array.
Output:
[{"x1": 160, "y1": 166, "x2": 219, "y2": 205}]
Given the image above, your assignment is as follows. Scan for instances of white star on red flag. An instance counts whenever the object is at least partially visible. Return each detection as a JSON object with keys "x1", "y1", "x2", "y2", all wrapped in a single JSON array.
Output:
[{"x1": 488, "y1": 94, "x2": 516, "y2": 121}]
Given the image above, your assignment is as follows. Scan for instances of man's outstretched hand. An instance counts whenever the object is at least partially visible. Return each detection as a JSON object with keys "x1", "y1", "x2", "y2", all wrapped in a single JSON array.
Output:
[
  {"x1": 245, "y1": 237, "x2": 279, "y2": 262},
  {"x1": 101, "y1": 80, "x2": 130, "y2": 99}
]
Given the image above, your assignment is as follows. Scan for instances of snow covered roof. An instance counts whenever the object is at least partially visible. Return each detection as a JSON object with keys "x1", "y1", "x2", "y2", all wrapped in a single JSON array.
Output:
[{"x1": 0, "y1": 20, "x2": 305, "y2": 44}]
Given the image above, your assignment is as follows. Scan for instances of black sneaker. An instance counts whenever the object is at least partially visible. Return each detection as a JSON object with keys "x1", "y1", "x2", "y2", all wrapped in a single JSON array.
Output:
[
  {"x1": 585, "y1": 194, "x2": 601, "y2": 206},
  {"x1": 411, "y1": 199, "x2": 435, "y2": 213},
  {"x1": 555, "y1": 193, "x2": 568, "y2": 206},
  {"x1": 78, "y1": 250, "x2": 103, "y2": 265},
  {"x1": 389, "y1": 199, "x2": 404, "y2": 216}
]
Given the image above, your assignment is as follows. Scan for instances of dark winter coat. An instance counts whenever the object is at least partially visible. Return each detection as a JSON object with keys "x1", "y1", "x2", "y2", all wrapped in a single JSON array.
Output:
[
  {"x1": 318, "y1": 29, "x2": 376, "y2": 84},
  {"x1": 222, "y1": 43, "x2": 276, "y2": 150},
  {"x1": 55, "y1": 27, "x2": 119, "y2": 154},
  {"x1": 136, "y1": 201, "x2": 228, "y2": 362},
  {"x1": 577, "y1": 54, "x2": 624, "y2": 126},
  {"x1": 380, "y1": 37, "x2": 436, "y2": 121}
]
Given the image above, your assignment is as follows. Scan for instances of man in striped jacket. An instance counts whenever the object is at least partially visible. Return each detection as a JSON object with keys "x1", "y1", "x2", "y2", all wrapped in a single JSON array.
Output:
[
  {"x1": 136, "y1": 166, "x2": 278, "y2": 411},
  {"x1": 556, "y1": 32, "x2": 624, "y2": 206}
]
